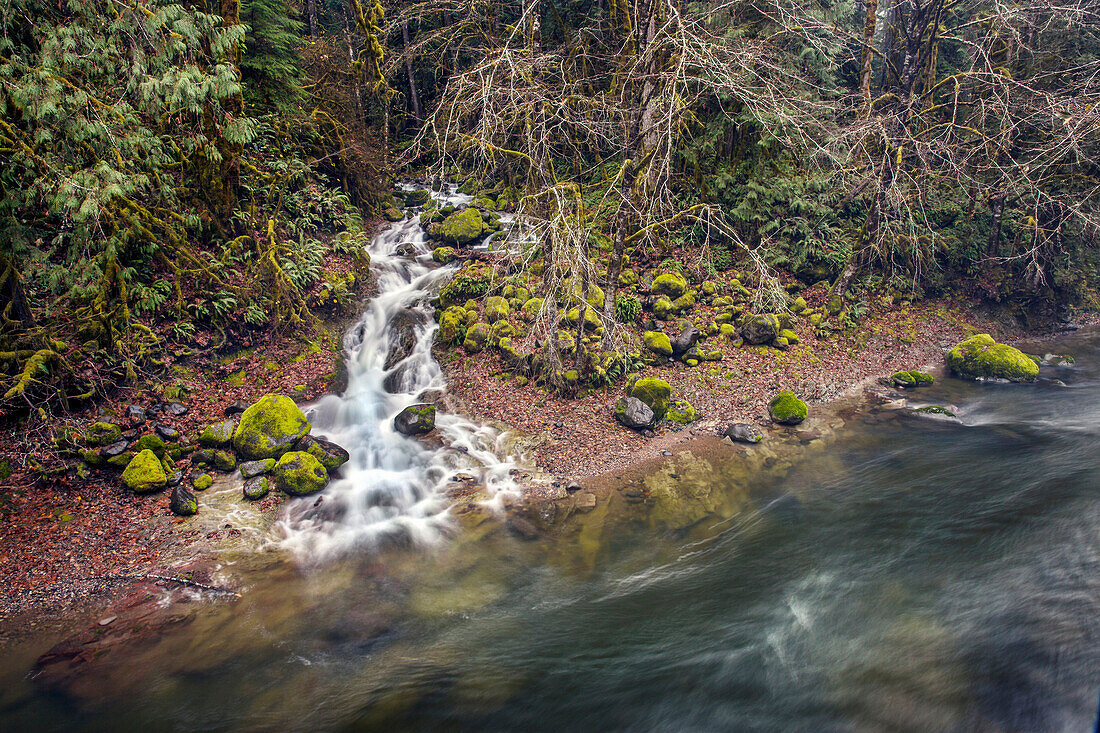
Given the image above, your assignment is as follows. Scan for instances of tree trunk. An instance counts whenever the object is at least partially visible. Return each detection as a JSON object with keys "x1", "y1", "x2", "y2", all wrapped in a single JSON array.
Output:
[
  {"x1": 307, "y1": 0, "x2": 318, "y2": 38},
  {"x1": 859, "y1": 0, "x2": 879, "y2": 115},
  {"x1": 401, "y1": 22, "x2": 423, "y2": 124}
]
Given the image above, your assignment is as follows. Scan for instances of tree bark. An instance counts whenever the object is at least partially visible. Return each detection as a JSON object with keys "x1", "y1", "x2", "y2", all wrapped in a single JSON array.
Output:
[
  {"x1": 859, "y1": 0, "x2": 879, "y2": 115},
  {"x1": 401, "y1": 22, "x2": 423, "y2": 124}
]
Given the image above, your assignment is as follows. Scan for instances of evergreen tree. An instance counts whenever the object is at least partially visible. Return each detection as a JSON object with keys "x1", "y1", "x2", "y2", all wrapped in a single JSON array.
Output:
[{"x1": 240, "y1": 0, "x2": 305, "y2": 113}]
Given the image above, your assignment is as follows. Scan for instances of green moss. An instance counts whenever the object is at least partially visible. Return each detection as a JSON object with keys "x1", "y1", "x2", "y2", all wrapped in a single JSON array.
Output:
[
  {"x1": 431, "y1": 208, "x2": 486, "y2": 245},
  {"x1": 404, "y1": 189, "x2": 431, "y2": 206},
  {"x1": 652, "y1": 295, "x2": 675, "y2": 320},
  {"x1": 490, "y1": 320, "x2": 515, "y2": 342},
  {"x1": 672, "y1": 292, "x2": 695, "y2": 314},
  {"x1": 666, "y1": 399, "x2": 697, "y2": 424},
  {"x1": 779, "y1": 328, "x2": 800, "y2": 345},
  {"x1": 243, "y1": 476, "x2": 272, "y2": 501},
  {"x1": 86, "y1": 422, "x2": 122, "y2": 446},
  {"x1": 273, "y1": 451, "x2": 329, "y2": 496},
  {"x1": 651, "y1": 273, "x2": 688, "y2": 299},
  {"x1": 232, "y1": 394, "x2": 311, "y2": 460},
  {"x1": 439, "y1": 263, "x2": 491, "y2": 307},
  {"x1": 192, "y1": 473, "x2": 214, "y2": 491},
  {"x1": 556, "y1": 331, "x2": 576, "y2": 352},
  {"x1": 121, "y1": 449, "x2": 168, "y2": 494},
  {"x1": 565, "y1": 306, "x2": 601, "y2": 331},
  {"x1": 432, "y1": 246, "x2": 457, "y2": 264},
  {"x1": 769, "y1": 391, "x2": 808, "y2": 425},
  {"x1": 485, "y1": 296, "x2": 510, "y2": 322},
  {"x1": 643, "y1": 331, "x2": 673, "y2": 357},
  {"x1": 630, "y1": 378, "x2": 672, "y2": 420},
  {"x1": 913, "y1": 405, "x2": 957, "y2": 417},
  {"x1": 438, "y1": 306, "x2": 468, "y2": 344},
  {"x1": 198, "y1": 419, "x2": 235, "y2": 447},
  {"x1": 383, "y1": 207, "x2": 404, "y2": 222},
  {"x1": 463, "y1": 322, "x2": 491, "y2": 353},
  {"x1": 133, "y1": 434, "x2": 166, "y2": 457},
  {"x1": 946, "y1": 334, "x2": 1038, "y2": 382}
]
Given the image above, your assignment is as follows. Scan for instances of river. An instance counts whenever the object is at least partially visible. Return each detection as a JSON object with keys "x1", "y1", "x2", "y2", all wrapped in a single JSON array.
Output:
[{"x1": 1, "y1": 188, "x2": 1098, "y2": 731}]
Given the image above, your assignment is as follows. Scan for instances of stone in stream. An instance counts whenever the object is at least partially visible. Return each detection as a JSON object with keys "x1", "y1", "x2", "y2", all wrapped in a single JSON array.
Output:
[
  {"x1": 243, "y1": 476, "x2": 272, "y2": 501},
  {"x1": 614, "y1": 396, "x2": 656, "y2": 431},
  {"x1": 945, "y1": 334, "x2": 1039, "y2": 382},
  {"x1": 232, "y1": 394, "x2": 311, "y2": 459},
  {"x1": 273, "y1": 451, "x2": 329, "y2": 496},
  {"x1": 384, "y1": 310, "x2": 428, "y2": 371},
  {"x1": 891, "y1": 370, "x2": 934, "y2": 388},
  {"x1": 192, "y1": 473, "x2": 214, "y2": 491},
  {"x1": 239, "y1": 459, "x2": 276, "y2": 479},
  {"x1": 394, "y1": 404, "x2": 436, "y2": 436},
  {"x1": 297, "y1": 435, "x2": 351, "y2": 471},
  {"x1": 121, "y1": 450, "x2": 167, "y2": 494},
  {"x1": 769, "y1": 391, "x2": 808, "y2": 425},
  {"x1": 722, "y1": 423, "x2": 764, "y2": 444},
  {"x1": 169, "y1": 485, "x2": 198, "y2": 516}
]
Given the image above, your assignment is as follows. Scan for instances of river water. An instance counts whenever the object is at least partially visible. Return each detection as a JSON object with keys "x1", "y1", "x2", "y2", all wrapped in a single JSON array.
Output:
[{"x1": 1, "y1": 196, "x2": 1099, "y2": 730}]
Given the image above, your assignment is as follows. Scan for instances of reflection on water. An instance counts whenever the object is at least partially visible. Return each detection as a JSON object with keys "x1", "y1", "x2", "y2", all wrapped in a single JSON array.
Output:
[{"x1": 3, "y1": 331, "x2": 1100, "y2": 731}]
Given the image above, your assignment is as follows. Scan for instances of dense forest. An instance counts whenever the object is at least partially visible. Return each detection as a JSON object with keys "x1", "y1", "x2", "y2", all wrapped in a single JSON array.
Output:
[{"x1": 2, "y1": 0, "x2": 1099, "y2": 408}]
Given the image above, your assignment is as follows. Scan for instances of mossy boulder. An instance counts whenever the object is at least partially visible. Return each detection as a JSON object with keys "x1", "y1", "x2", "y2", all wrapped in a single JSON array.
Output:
[
  {"x1": 121, "y1": 450, "x2": 168, "y2": 494},
  {"x1": 243, "y1": 476, "x2": 272, "y2": 501},
  {"x1": 643, "y1": 331, "x2": 673, "y2": 357},
  {"x1": 489, "y1": 321, "x2": 515, "y2": 342},
  {"x1": 778, "y1": 329, "x2": 800, "y2": 345},
  {"x1": 273, "y1": 451, "x2": 329, "y2": 496},
  {"x1": 565, "y1": 306, "x2": 601, "y2": 331},
  {"x1": 667, "y1": 399, "x2": 697, "y2": 424},
  {"x1": 133, "y1": 434, "x2": 166, "y2": 458},
  {"x1": 431, "y1": 208, "x2": 486, "y2": 245},
  {"x1": 671, "y1": 292, "x2": 695, "y2": 314},
  {"x1": 769, "y1": 391, "x2": 808, "y2": 425},
  {"x1": 432, "y1": 246, "x2": 457, "y2": 264},
  {"x1": 741, "y1": 314, "x2": 780, "y2": 345},
  {"x1": 463, "y1": 322, "x2": 491, "y2": 353},
  {"x1": 169, "y1": 485, "x2": 198, "y2": 516},
  {"x1": 891, "y1": 370, "x2": 935, "y2": 388},
  {"x1": 232, "y1": 394, "x2": 311, "y2": 460},
  {"x1": 303, "y1": 435, "x2": 351, "y2": 471},
  {"x1": 521, "y1": 297, "x2": 544, "y2": 320},
  {"x1": 485, "y1": 296, "x2": 510, "y2": 322},
  {"x1": 198, "y1": 419, "x2": 235, "y2": 447},
  {"x1": 191, "y1": 473, "x2": 214, "y2": 491},
  {"x1": 946, "y1": 334, "x2": 1038, "y2": 382},
  {"x1": 394, "y1": 404, "x2": 436, "y2": 436},
  {"x1": 86, "y1": 422, "x2": 122, "y2": 446},
  {"x1": 651, "y1": 273, "x2": 688, "y2": 299},
  {"x1": 439, "y1": 263, "x2": 491, "y2": 307},
  {"x1": 630, "y1": 378, "x2": 672, "y2": 420},
  {"x1": 614, "y1": 396, "x2": 656, "y2": 431},
  {"x1": 438, "y1": 306, "x2": 468, "y2": 344},
  {"x1": 652, "y1": 295, "x2": 675, "y2": 320},
  {"x1": 403, "y1": 189, "x2": 431, "y2": 207},
  {"x1": 383, "y1": 207, "x2": 404, "y2": 222}
]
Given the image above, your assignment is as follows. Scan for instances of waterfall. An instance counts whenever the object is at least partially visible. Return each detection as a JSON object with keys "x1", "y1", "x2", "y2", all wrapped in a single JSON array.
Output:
[{"x1": 277, "y1": 184, "x2": 523, "y2": 560}]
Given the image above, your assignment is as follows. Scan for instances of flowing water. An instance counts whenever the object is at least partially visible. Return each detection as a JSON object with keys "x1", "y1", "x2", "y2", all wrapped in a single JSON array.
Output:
[{"x1": 2, "y1": 201, "x2": 1100, "y2": 730}]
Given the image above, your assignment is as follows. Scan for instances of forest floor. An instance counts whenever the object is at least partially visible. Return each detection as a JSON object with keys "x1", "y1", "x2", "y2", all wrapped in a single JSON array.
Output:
[{"x1": 0, "y1": 277, "x2": 1086, "y2": 628}]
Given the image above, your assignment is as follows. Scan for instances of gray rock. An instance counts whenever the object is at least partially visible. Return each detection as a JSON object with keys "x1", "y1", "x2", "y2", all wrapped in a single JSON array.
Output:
[
  {"x1": 101, "y1": 439, "x2": 130, "y2": 458},
  {"x1": 671, "y1": 325, "x2": 702, "y2": 356},
  {"x1": 240, "y1": 459, "x2": 275, "y2": 479},
  {"x1": 224, "y1": 401, "x2": 250, "y2": 416},
  {"x1": 722, "y1": 423, "x2": 764, "y2": 444},
  {"x1": 243, "y1": 476, "x2": 272, "y2": 501},
  {"x1": 740, "y1": 313, "x2": 780, "y2": 345},
  {"x1": 165, "y1": 402, "x2": 188, "y2": 416},
  {"x1": 154, "y1": 423, "x2": 179, "y2": 441},
  {"x1": 614, "y1": 396, "x2": 656, "y2": 431},
  {"x1": 126, "y1": 404, "x2": 146, "y2": 425},
  {"x1": 169, "y1": 485, "x2": 198, "y2": 516}
]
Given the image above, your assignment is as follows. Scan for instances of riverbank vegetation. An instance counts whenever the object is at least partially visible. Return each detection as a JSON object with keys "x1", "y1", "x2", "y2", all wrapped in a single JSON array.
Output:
[{"x1": 3, "y1": 0, "x2": 1099, "y2": 415}]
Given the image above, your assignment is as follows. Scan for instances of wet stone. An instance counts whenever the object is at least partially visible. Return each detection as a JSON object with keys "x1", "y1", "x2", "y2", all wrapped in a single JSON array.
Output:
[
  {"x1": 576, "y1": 493, "x2": 597, "y2": 510},
  {"x1": 154, "y1": 423, "x2": 180, "y2": 441},
  {"x1": 240, "y1": 459, "x2": 276, "y2": 479},
  {"x1": 165, "y1": 402, "x2": 188, "y2": 416},
  {"x1": 169, "y1": 485, "x2": 198, "y2": 516},
  {"x1": 722, "y1": 423, "x2": 764, "y2": 444},
  {"x1": 101, "y1": 440, "x2": 130, "y2": 458},
  {"x1": 243, "y1": 476, "x2": 272, "y2": 501},
  {"x1": 126, "y1": 405, "x2": 146, "y2": 425}
]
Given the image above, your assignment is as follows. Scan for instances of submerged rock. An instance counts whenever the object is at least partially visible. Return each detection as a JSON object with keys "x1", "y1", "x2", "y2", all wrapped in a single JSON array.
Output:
[
  {"x1": 946, "y1": 334, "x2": 1038, "y2": 382},
  {"x1": 394, "y1": 404, "x2": 436, "y2": 436},
  {"x1": 273, "y1": 451, "x2": 329, "y2": 496},
  {"x1": 169, "y1": 485, "x2": 198, "y2": 516},
  {"x1": 121, "y1": 450, "x2": 167, "y2": 493},
  {"x1": 892, "y1": 370, "x2": 935, "y2": 387},
  {"x1": 722, "y1": 423, "x2": 763, "y2": 444},
  {"x1": 614, "y1": 396, "x2": 656, "y2": 431},
  {"x1": 232, "y1": 394, "x2": 311, "y2": 459},
  {"x1": 769, "y1": 391, "x2": 808, "y2": 425}
]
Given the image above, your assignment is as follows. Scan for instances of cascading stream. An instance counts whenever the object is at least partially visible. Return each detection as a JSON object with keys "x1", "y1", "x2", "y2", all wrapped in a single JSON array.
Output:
[{"x1": 277, "y1": 184, "x2": 523, "y2": 560}]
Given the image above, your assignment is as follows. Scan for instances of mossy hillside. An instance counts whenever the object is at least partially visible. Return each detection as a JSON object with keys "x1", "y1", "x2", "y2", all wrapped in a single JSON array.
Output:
[
  {"x1": 122, "y1": 449, "x2": 168, "y2": 493},
  {"x1": 946, "y1": 334, "x2": 1038, "y2": 382},
  {"x1": 233, "y1": 394, "x2": 311, "y2": 459}
]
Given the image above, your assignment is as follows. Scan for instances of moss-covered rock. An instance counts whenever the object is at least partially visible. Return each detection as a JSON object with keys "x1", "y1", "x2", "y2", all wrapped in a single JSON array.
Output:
[
  {"x1": 403, "y1": 189, "x2": 431, "y2": 207},
  {"x1": 614, "y1": 396, "x2": 656, "y2": 431},
  {"x1": 463, "y1": 322, "x2": 491, "y2": 353},
  {"x1": 232, "y1": 394, "x2": 311, "y2": 460},
  {"x1": 438, "y1": 306, "x2": 468, "y2": 344},
  {"x1": 652, "y1": 295, "x2": 675, "y2": 320},
  {"x1": 672, "y1": 292, "x2": 696, "y2": 314},
  {"x1": 273, "y1": 451, "x2": 328, "y2": 496},
  {"x1": 432, "y1": 246, "x2": 457, "y2": 264},
  {"x1": 243, "y1": 476, "x2": 272, "y2": 500},
  {"x1": 521, "y1": 297, "x2": 544, "y2": 320},
  {"x1": 556, "y1": 331, "x2": 576, "y2": 353},
  {"x1": 439, "y1": 263, "x2": 491, "y2": 307},
  {"x1": 239, "y1": 459, "x2": 275, "y2": 479},
  {"x1": 630, "y1": 378, "x2": 672, "y2": 420},
  {"x1": 651, "y1": 272, "x2": 688, "y2": 299},
  {"x1": 86, "y1": 422, "x2": 122, "y2": 446},
  {"x1": 121, "y1": 449, "x2": 168, "y2": 494},
  {"x1": 472, "y1": 195, "x2": 498, "y2": 211},
  {"x1": 169, "y1": 485, "x2": 198, "y2": 516},
  {"x1": 741, "y1": 314, "x2": 780, "y2": 345},
  {"x1": 211, "y1": 450, "x2": 237, "y2": 472},
  {"x1": 643, "y1": 331, "x2": 673, "y2": 357},
  {"x1": 133, "y1": 434, "x2": 166, "y2": 457},
  {"x1": 198, "y1": 419, "x2": 235, "y2": 447},
  {"x1": 565, "y1": 306, "x2": 601, "y2": 331},
  {"x1": 946, "y1": 334, "x2": 1038, "y2": 382},
  {"x1": 667, "y1": 399, "x2": 697, "y2": 424},
  {"x1": 383, "y1": 207, "x2": 404, "y2": 222},
  {"x1": 490, "y1": 320, "x2": 515, "y2": 342},
  {"x1": 769, "y1": 391, "x2": 808, "y2": 425},
  {"x1": 618, "y1": 269, "x2": 638, "y2": 287},
  {"x1": 304, "y1": 436, "x2": 350, "y2": 471},
  {"x1": 485, "y1": 296, "x2": 510, "y2": 323},
  {"x1": 778, "y1": 328, "x2": 800, "y2": 345},
  {"x1": 892, "y1": 370, "x2": 935, "y2": 387},
  {"x1": 192, "y1": 472, "x2": 214, "y2": 491},
  {"x1": 394, "y1": 403, "x2": 436, "y2": 436},
  {"x1": 430, "y1": 208, "x2": 487, "y2": 245}
]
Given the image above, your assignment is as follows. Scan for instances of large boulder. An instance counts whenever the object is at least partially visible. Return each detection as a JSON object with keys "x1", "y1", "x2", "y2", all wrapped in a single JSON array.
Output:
[
  {"x1": 629, "y1": 378, "x2": 672, "y2": 420},
  {"x1": 394, "y1": 404, "x2": 436, "y2": 436},
  {"x1": 740, "y1": 314, "x2": 780, "y2": 345},
  {"x1": 273, "y1": 451, "x2": 329, "y2": 496},
  {"x1": 463, "y1": 322, "x2": 491, "y2": 353},
  {"x1": 232, "y1": 394, "x2": 311, "y2": 460},
  {"x1": 769, "y1": 391, "x2": 808, "y2": 425},
  {"x1": 945, "y1": 334, "x2": 1038, "y2": 382},
  {"x1": 121, "y1": 449, "x2": 168, "y2": 494},
  {"x1": 300, "y1": 434, "x2": 351, "y2": 471},
  {"x1": 431, "y1": 208, "x2": 486, "y2": 245},
  {"x1": 643, "y1": 331, "x2": 673, "y2": 357},
  {"x1": 651, "y1": 273, "x2": 688, "y2": 299},
  {"x1": 614, "y1": 396, "x2": 656, "y2": 431}
]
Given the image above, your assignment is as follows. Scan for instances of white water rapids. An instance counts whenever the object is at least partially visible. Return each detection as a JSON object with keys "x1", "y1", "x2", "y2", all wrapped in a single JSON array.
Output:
[{"x1": 277, "y1": 184, "x2": 524, "y2": 560}]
